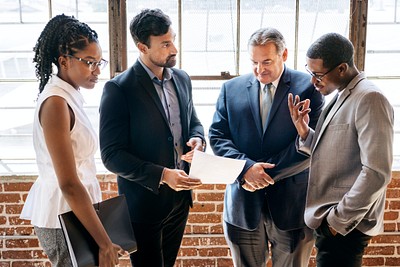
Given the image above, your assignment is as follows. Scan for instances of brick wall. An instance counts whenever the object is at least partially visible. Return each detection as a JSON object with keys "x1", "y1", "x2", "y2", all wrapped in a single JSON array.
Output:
[{"x1": 1, "y1": 171, "x2": 399, "y2": 267}]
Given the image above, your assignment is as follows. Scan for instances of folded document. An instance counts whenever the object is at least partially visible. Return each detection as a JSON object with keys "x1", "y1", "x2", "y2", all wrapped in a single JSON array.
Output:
[{"x1": 189, "y1": 150, "x2": 246, "y2": 184}]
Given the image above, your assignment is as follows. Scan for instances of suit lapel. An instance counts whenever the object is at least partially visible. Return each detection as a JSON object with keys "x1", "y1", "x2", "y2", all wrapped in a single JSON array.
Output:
[
  {"x1": 265, "y1": 69, "x2": 291, "y2": 131},
  {"x1": 247, "y1": 77, "x2": 263, "y2": 137},
  {"x1": 312, "y1": 90, "x2": 350, "y2": 151},
  {"x1": 171, "y1": 74, "x2": 189, "y2": 135},
  {"x1": 134, "y1": 62, "x2": 170, "y2": 126}
]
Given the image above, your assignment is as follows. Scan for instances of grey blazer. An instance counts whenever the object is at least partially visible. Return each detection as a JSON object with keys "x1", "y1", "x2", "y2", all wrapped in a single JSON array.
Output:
[{"x1": 299, "y1": 72, "x2": 394, "y2": 236}]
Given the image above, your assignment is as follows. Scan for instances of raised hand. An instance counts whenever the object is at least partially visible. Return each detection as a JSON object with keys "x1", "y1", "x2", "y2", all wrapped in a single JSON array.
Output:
[{"x1": 288, "y1": 93, "x2": 311, "y2": 140}]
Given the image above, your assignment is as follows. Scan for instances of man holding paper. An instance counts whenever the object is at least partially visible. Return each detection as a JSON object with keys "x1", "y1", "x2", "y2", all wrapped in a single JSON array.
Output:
[
  {"x1": 99, "y1": 9, "x2": 205, "y2": 267},
  {"x1": 209, "y1": 28, "x2": 324, "y2": 267}
]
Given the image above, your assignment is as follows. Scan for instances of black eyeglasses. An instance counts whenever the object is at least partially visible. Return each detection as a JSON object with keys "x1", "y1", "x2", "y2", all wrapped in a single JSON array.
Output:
[
  {"x1": 305, "y1": 63, "x2": 341, "y2": 82},
  {"x1": 65, "y1": 55, "x2": 108, "y2": 71}
]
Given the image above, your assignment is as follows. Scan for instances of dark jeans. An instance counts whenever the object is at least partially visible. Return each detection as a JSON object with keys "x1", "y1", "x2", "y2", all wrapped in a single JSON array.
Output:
[
  {"x1": 130, "y1": 197, "x2": 190, "y2": 267},
  {"x1": 314, "y1": 219, "x2": 372, "y2": 267}
]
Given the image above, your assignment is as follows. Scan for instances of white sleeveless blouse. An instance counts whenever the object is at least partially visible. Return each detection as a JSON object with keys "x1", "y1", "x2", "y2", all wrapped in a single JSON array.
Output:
[{"x1": 20, "y1": 76, "x2": 101, "y2": 228}]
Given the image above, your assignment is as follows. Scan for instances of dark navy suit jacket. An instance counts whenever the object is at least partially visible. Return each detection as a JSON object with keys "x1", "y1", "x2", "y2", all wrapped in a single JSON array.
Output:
[
  {"x1": 209, "y1": 66, "x2": 324, "y2": 230},
  {"x1": 99, "y1": 60, "x2": 204, "y2": 223}
]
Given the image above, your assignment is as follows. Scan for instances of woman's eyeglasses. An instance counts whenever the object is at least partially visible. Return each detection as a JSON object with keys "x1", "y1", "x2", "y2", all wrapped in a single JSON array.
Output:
[{"x1": 65, "y1": 55, "x2": 108, "y2": 71}]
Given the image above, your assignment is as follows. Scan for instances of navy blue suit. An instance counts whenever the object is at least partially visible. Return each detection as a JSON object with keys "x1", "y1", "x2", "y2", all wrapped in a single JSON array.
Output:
[{"x1": 209, "y1": 66, "x2": 324, "y2": 266}]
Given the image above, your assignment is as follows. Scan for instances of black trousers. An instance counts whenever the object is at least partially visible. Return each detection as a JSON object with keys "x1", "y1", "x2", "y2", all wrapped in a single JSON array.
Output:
[
  {"x1": 314, "y1": 219, "x2": 372, "y2": 267},
  {"x1": 129, "y1": 196, "x2": 190, "y2": 267}
]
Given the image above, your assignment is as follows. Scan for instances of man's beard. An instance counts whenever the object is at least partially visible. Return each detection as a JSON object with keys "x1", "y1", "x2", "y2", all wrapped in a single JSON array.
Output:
[{"x1": 152, "y1": 55, "x2": 176, "y2": 68}]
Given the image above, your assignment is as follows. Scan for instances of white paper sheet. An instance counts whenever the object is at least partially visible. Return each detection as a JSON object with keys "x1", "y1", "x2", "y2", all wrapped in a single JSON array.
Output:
[{"x1": 189, "y1": 150, "x2": 246, "y2": 184}]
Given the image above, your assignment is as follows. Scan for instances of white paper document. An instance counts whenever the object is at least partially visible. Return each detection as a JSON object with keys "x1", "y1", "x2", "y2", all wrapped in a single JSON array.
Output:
[{"x1": 189, "y1": 150, "x2": 246, "y2": 184}]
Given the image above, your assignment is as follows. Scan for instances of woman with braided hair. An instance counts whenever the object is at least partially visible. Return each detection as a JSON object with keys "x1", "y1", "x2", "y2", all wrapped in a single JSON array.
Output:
[{"x1": 20, "y1": 14, "x2": 127, "y2": 266}]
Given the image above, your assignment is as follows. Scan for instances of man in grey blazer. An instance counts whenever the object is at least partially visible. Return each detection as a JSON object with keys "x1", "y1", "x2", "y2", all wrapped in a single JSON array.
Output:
[{"x1": 289, "y1": 33, "x2": 394, "y2": 267}]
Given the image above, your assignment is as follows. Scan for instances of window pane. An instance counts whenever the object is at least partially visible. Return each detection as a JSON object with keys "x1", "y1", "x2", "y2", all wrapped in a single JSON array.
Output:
[
  {"x1": 126, "y1": 0, "x2": 178, "y2": 67},
  {"x1": 369, "y1": 78, "x2": 400, "y2": 170},
  {"x1": 368, "y1": 0, "x2": 398, "y2": 23},
  {"x1": 0, "y1": 82, "x2": 37, "y2": 175},
  {"x1": 239, "y1": 0, "x2": 297, "y2": 73},
  {"x1": 366, "y1": 0, "x2": 400, "y2": 77},
  {"x1": 181, "y1": 0, "x2": 237, "y2": 75},
  {"x1": 22, "y1": 0, "x2": 49, "y2": 22},
  {"x1": 0, "y1": 23, "x2": 41, "y2": 79},
  {"x1": 297, "y1": 0, "x2": 350, "y2": 70},
  {"x1": 0, "y1": 1, "x2": 22, "y2": 23}
]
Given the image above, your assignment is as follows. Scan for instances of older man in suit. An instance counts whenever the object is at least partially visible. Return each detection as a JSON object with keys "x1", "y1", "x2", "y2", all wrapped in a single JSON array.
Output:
[
  {"x1": 289, "y1": 33, "x2": 394, "y2": 267},
  {"x1": 209, "y1": 28, "x2": 324, "y2": 267},
  {"x1": 99, "y1": 9, "x2": 205, "y2": 267}
]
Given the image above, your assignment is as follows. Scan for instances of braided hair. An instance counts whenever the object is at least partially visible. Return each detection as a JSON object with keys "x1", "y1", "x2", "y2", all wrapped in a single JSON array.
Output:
[{"x1": 33, "y1": 14, "x2": 99, "y2": 93}]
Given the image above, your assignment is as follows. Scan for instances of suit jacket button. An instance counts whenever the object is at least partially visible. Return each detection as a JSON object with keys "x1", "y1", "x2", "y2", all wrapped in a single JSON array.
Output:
[{"x1": 168, "y1": 137, "x2": 173, "y2": 141}]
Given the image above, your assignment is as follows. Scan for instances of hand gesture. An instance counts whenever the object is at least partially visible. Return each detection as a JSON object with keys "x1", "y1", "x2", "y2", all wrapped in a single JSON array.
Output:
[
  {"x1": 162, "y1": 168, "x2": 202, "y2": 191},
  {"x1": 242, "y1": 163, "x2": 275, "y2": 192},
  {"x1": 181, "y1": 137, "x2": 205, "y2": 163},
  {"x1": 288, "y1": 93, "x2": 311, "y2": 140}
]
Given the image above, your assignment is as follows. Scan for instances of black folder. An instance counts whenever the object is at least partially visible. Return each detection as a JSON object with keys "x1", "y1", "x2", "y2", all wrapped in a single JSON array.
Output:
[{"x1": 58, "y1": 195, "x2": 137, "y2": 267}]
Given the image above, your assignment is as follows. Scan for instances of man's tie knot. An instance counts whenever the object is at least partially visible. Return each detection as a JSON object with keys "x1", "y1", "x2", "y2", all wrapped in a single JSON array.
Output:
[{"x1": 264, "y1": 83, "x2": 272, "y2": 93}]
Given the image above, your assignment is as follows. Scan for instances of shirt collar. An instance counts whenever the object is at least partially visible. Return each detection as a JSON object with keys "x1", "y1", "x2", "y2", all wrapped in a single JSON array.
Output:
[
  {"x1": 138, "y1": 57, "x2": 173, "y2": 82},
  {"x1": 259, "y1": 66, "x2": 283, "y2": 90}
]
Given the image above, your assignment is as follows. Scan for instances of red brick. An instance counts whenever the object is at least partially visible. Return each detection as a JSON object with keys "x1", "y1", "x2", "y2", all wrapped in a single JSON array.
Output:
[
  {"x1": 2, "y1": 250, "x2": 35, "y2": 259},
  {"x1": 391, "y1": 171, "x2": 400, "y2": 179},
  {"x1": 217, "y1": 203, "x2": 224, "y2": 212},
  {"x1": 191, "y1": 202, "x2": 216, "y2": 212},
  {"x1": 3, "y1": 183, "x2": 33, "y2": 192},
  {"x1": 198, "y1": 247, "x2": 230, "y2": 257},
  {"x1": 365, "y1": 245, "x2": 395, "y2": 255},
  {"x1": 99, "y1": 181, "x2": 109, "y2": 191},
  {"x1": 384, "y1": 223, "x2": 397, "y2": 231},
  {"x1": 181, "y1": 237, "x2": 200, "y2": 246},
  {"x1": 191, "y1": 225, "x2": 210, "y2": 234},
  {"x1": 188, "y1": 213, "x2": 222, "y2": 224},
  {"x1": 197, "y1": 192, "x2": 224, "y2": 201},
  {"x1": 387, "y1": 178, "x2": 400, "y2": 188},
  {"x1": 178, "y1": 247, "x2": 198, "y2": 257},
  {"x1": 1, "y1": 172, "x2": 400, "y2": 266},
  {"x1": 178, "y1": 258, "x2": 215, "y2": 267},
  {"x1": 216, "y1": 184, "x2": 227, "y2": 190},
  {"x1": 9, "y1": 262, "x2": 51, "y2": 267},
  {"x1": 197, "y1": 184, "x2": 215, "y2": 190},
  {"x1": 388, "y1": 200, "x2": 400, "y2": 209},
  {"x1": 101, "y1": 192, "x2": 118, "y2": 200},
  {"x1": 384, "y1": 211, "x2": 399, "y2": 220},
  {"x1": 109, "y1": 182, "x2": 118, "y2": 192},
  {"x1": 371, "y1": 235, "x2": 400, "y2": 244},
  {"x1": 216, "y1": 258, "x2": 234, "y2": 267},
  {"x1": 199, "y1": 236, "x2": 227, "y2": 246},
  {"x1": 0, "y1": 193, "x2": 22, "y2": 203},
  {"x1": 386, "y1": 189, "x2": 400, "y2": 198},
  {"x1": 5, "y1": 238, "x2": 39, "y2": 248},
  {"x1": 6, "y1": 204, "x2": 24, "y2": 214},
  {"x1": 0, "y1": 216, "x2": 7, "y2": 225},
  {"x1": 210, "y1": 224, "x2": 224, "y2": 234},
  {"x1": 9, "y1": 216, "x2": 29, "y2": 225},
  {"x1": 385, "y1": 257, "x2": 400, "y2": 266},
  {"x1": 2, "y1": 226, "x2": 34, "y2": 235}
]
